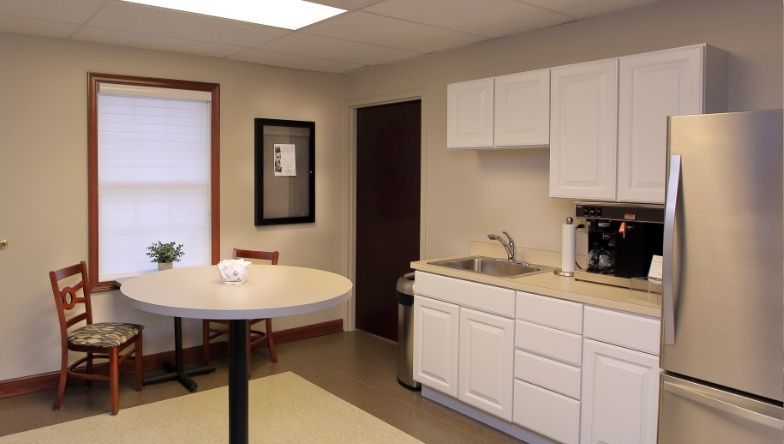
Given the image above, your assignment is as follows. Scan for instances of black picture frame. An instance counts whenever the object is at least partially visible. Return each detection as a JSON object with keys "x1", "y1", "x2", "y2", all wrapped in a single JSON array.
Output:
[{"x1": 254, "y1": 118, "x2": 315, "y2": 225}]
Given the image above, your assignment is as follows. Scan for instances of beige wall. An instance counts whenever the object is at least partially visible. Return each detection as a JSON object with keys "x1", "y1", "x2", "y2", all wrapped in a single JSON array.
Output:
[
  {"x1": 0, "y1": 33, "x2": 348, "y2": 380},
  {"x1": 1, "y1": 0, "x2": 782, "y2": 382},
  {"x1": 344, "y1": 0, "x2": 783, "y2": 261}
]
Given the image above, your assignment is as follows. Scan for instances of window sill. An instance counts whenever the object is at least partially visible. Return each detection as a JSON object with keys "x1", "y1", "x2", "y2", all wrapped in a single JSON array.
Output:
[{"x1": 92, "y1": 281, "x2": 119, "y2": 292}]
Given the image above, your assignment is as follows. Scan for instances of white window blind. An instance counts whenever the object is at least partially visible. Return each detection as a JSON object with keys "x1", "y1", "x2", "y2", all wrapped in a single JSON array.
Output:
[{"x1": 97, "y1": 83, "x2": 211, "y2": 281}]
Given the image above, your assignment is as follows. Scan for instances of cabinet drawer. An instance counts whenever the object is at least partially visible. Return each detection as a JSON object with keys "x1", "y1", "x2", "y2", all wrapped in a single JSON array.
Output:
[
  {"x1": 414, "y1": 271, "x2": 515, "y2": 318},
  {"x1": 513, "y1": 380, "x2": 580, "y2": 444},
  {"x1": 514, "y1": 350, "x2": 581, "y2": 399},
  {"x1": 516, "y1": 320, "x2": 582, "y2": 366},
  {"x1": 584, "y1": 306, "x2": 660, "y2": 355},
  {"x1": 516, "y1": 291, "x2": 582, "y2": 333}
]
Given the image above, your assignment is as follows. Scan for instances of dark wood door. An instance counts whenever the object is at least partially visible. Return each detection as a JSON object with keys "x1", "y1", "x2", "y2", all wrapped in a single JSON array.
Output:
[{"x1": 356, "y1": 100, "x2": 421, "y2": 341}]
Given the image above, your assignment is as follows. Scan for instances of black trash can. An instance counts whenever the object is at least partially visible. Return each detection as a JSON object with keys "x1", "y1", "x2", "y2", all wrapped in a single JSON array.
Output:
[{"x1": 396, "y1": 272, "x2": 421, "y2": 391}]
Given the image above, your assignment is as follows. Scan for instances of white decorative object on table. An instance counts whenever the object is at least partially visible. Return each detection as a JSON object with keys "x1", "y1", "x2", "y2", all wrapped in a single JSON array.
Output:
[{"x1": 217, "y1": 259, "x2": 251, "y2": 284}]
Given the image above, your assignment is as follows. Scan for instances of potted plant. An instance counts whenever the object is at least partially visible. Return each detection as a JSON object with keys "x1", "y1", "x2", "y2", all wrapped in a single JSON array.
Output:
[{"x1": 146, "y1": 241, "x2": 185, "y2": 271}]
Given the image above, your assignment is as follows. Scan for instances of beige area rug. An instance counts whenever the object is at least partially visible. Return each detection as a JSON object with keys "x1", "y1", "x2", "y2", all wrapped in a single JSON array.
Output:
[{"x1": 0, "y1": 372, "x2": 421, "y2": 444}]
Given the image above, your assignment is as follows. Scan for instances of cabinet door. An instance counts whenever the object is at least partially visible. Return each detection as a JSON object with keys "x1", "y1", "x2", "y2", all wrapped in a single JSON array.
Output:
[
  {"x1": 494, "y1": 69, "x2": 550, "y2": 147},
  {"x1": 413, "y1": 296, "x2": 459, "y2": 397},
  {"x1": 581, "y1": 339, "x2": 660, "y2": 444},
  {"x1": 617, "y1": 45, "x2": 704, "y2": 203},
  {"x1": 447, "y1": 78, "x2": 494, "y2": 149},
  {"x1": 550, "y1": 59, "x2": 618, "y2": 200},
  {"x1": 458, "y1": 307, "x2": 514, "y2": 421}
]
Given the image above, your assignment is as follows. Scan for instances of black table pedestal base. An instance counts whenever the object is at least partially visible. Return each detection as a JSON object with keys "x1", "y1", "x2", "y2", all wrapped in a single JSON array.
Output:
[
  {"x1": 143, "y1": 317, "x2": 215, "y2": 392},
  {"x1": 229, "y1": 319, "x2": 249, "y2": 444}
]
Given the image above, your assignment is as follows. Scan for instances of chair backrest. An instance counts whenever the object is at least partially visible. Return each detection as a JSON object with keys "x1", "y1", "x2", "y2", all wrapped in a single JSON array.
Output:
[
  {"x1": 233, "y1": 248, "x2": 279, "y2": 265},
  {"x1": 49, "y1": 261, "x2": 93, "y2": 345}
]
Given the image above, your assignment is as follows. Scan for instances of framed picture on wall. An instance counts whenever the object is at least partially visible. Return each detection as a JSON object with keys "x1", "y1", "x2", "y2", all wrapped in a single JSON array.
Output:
[{"x1": 254, "y1": 118, "x2": 315, "y2": 225}]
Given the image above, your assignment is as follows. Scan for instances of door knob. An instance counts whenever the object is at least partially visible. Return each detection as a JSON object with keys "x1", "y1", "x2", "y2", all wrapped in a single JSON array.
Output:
[{"x1": 0, "y1": 240, "x2": 8, "y2": 249}]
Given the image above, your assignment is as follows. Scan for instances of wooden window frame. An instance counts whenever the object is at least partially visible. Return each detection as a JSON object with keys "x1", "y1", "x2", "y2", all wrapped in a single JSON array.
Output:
[{"x1": 87, "y1": 72, "x2": 220, "y2": 292}]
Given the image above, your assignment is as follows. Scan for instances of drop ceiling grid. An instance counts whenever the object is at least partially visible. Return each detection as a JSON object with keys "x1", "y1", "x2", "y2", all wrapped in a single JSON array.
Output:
[
  {"x1": 0, "y1": 0, "x2": 107, "y2": 24},
  {"x1": 72, "y1": 25, "x2": 246, "y2": 58},
  {"x1": 255, "y1": 33, "x2": 420, "y2": 66},
  {"x1": 0, "y1": 0, "x2": 665, "y2": 73},
  {"x1": 300, "y1": 11, "x2": 483, "y2": 53},
  {"x1": 0, "y1": 14, "x2": 81, "y2": 39},
  {"x1": 361, "y1": 0, "x2": 575, "y2": 38},
  {"x1": 516, "y1": 0, "x2": 662, "y2": 18}
]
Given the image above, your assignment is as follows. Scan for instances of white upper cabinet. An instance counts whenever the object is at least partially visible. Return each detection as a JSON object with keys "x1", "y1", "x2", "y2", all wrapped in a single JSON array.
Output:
[
  {"x1": 550, "y1": 44, "x2": 724, "y2": 202},
  {"x1": 447, "y1": 78, "x2": 494, "y2": 149},
  {"x1": 494, "y1": 69, "x2": 550, "y2": 147},
  {"x1": 617, "y1": 45, "x2": 705, "y2": 203},
  {"x1": 550, "y1": 58, "x2": 619, "y2": 200},
  {"x1": 447, "y1": 69, "x2": 551, "y2": 150}
]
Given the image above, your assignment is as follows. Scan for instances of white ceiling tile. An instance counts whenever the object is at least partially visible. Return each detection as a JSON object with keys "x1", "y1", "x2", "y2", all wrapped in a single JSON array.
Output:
[
  {"x1": 0, "y1": 0, "x2": 669, "y2": 75},
  {"x1": 229, "y1": 48, "x2": 364, "y2": 73},
  {"x1": 519, "y1": 0, "x2": 662, "y2": 19},
  {"x1": 308, "y1": 0, "x2": 382, "y2": 11},
  {"x1": 366, "y1": 0, "x2": 572, "y2": 38},
  {"x1": 259, "y1": 33, "x2": 419, "y2": 65},
  {"x1": 72, "y1": 26, "x2": 243, "y2": 57},
  {"x1": 0, "y1": 0, "x2": 106, "y2": 24},
  {"x1": 303, "y1": 11, "x2": 482, "y2": 53},
  {"x1": 0, "y1": 14, "x2": 79, "y2": 38},
  {"x1": 87, "y1": 1, "x2": 290, "y2": 48}
]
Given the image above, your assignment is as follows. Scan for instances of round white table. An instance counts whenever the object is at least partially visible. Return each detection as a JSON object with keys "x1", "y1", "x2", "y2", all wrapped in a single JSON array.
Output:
[{"x1": 121, "y1": 264, "x2": 353, "y2": 444}]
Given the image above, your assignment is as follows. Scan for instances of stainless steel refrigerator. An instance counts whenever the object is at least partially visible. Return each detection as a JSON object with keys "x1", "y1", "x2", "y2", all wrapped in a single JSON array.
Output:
[{"x1": 658, "y1": 110, "x2": 784, "y2": 443}]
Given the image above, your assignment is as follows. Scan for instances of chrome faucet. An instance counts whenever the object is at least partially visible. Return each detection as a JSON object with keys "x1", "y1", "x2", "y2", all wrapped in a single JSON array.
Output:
[{"x1": 488, "y1": 231, "x2": 516, "y2": 262}]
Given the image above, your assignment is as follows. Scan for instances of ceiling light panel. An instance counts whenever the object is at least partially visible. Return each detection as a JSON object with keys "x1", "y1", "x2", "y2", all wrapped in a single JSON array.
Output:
[
  {"x1": 121, "y1": 0, "x2": 346, "y2": 30},
  {"x1": 91, "y1": 1, "x2": 289, "y2": 47}
]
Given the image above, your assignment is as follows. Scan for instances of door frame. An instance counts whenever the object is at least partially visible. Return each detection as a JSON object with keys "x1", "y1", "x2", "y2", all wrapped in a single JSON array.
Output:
[{"x1": 345, "y1": 91, "x2": 428, "y2": 332}]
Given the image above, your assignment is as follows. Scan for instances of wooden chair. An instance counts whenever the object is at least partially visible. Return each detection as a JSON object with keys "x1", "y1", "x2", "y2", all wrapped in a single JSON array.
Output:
[
  {"x1": 49, "y1": 261, "x2": 143, "y2": 415},
  {"x1": 202, "y1": 248, "x2": 279, "y2": 375}
]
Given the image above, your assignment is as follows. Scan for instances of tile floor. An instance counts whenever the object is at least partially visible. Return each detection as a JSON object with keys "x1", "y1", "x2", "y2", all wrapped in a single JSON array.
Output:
[{"x1": 0, "y1": 331, "x2": 521, "y2": 443}]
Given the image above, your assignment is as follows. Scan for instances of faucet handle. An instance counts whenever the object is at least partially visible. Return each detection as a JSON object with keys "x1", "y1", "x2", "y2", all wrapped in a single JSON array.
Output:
[{"x1": 502, "y1": 231, "x2": 513, "y2": 242}]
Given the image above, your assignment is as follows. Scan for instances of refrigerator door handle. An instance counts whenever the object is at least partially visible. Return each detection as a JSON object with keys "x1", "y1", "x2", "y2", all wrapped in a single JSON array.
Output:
[
  {"x1": 663, "y1": 378, "x2": 784, "y2": 430},
  {"x1": 663, "y1": 154, "x2": 681, "y2": 345}
]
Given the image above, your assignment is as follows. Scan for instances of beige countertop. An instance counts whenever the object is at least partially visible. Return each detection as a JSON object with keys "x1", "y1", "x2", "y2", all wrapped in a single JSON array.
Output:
[{"x1": 411, "y1": 257, "x2": 661, "y2": 318}]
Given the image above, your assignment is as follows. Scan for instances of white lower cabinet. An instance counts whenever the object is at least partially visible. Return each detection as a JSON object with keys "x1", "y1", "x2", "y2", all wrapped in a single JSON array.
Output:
[
  {"x1": 413, "y1": 296, "x2": 459, "y2": 397},
  {"x1": 414, "y1": 272, "x2": 662, "y2": 444},
  {"x1": 581, "y1": 339, "x2": 660, "y2": 444},
  {"x1": 458, "y1": 307, "x2": 514, "y2": 420},
  {"x1": 414, "y1": 273, "x2": 516, "y2": 423}
]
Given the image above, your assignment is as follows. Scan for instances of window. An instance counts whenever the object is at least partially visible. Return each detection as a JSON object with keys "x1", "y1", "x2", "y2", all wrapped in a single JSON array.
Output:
[{"x1": 88, "y1": 73, "x2": 220, "y2": 291}]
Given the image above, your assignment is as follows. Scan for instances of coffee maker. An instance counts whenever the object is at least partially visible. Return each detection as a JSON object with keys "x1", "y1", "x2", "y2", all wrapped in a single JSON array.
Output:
[{"x1": 575, "y1": 203, "x2": 664, "y2": 287}]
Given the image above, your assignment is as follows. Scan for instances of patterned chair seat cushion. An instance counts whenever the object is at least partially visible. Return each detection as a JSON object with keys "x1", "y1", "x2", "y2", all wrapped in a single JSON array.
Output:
[{"x1": 68, "y1": 322, "x2": 143, "y2": 348}]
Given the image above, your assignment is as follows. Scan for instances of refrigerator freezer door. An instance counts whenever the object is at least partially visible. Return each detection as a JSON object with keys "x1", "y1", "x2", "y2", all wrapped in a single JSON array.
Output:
[
  {"x1": 659, "y1": 375, "x2": 783, "y2": 444},
  {"x1": 662, "y1": 110, "x2": 783, "y2": 401}
]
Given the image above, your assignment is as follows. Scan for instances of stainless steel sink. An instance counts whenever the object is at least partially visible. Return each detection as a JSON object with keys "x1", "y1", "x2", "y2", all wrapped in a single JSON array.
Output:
[{"x1": 428, "y1": 256, "x2": 551, "y2": 278}]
